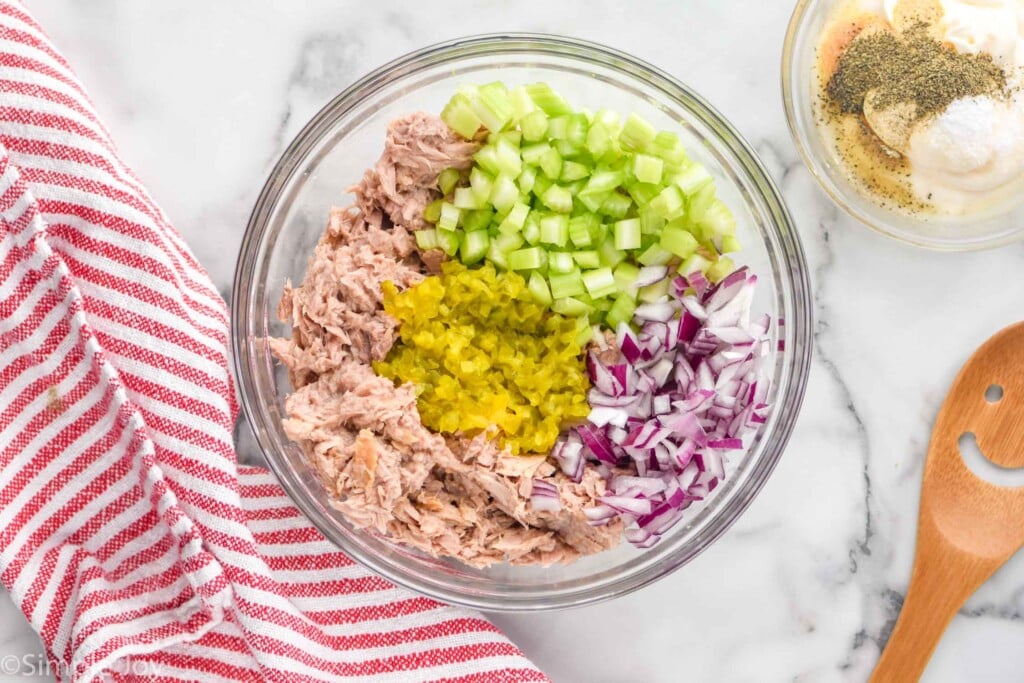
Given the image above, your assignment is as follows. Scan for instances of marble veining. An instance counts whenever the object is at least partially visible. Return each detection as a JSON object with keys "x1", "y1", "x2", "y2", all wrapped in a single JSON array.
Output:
[{"x1": 7, "y1": 1, "x2": 1024, "y2": 681}]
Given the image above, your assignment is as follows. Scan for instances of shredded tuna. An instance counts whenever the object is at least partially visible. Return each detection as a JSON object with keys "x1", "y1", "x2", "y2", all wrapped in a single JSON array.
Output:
[{"x1": 271, "y1": 113, "x2": 621, "y2": 567}]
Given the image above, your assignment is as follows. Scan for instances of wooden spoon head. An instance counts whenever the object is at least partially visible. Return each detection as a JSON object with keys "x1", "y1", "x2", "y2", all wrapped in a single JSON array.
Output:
[{"x1": 935, "y1": 322, "x2": 1024, "y2": 468}]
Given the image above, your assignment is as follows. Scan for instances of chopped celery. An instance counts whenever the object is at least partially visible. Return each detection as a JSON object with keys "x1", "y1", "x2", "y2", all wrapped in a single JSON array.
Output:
[
  {"x1": 638, "y1": 277, "x2": 670, "y2": 303},
  {"x1": 581, "y1": 170, "x2": 625, "y2": 196},
  {"x1": 460, "y1": 230, "x2": 490, "y2": 264},
  {"x1": 517, "y1": 166, "x2": 537, "y2": 195},
  {"x1": 423, "y1": 199, "x2": 443, "y2": 224},
  {"x1": 462, "y1": 209, "x2": 494, "y2": 232},
  {"x1": 706, "y1": 257, "x2": 735, "y2": 282},
  {"x1": 454, "y1": 186, "x2": 484, "y2": 210},
  {"x1": 521, "y1": 142, "x2": 552, "y2": 165},
  {"x1": 572, "y1": 250, "x2": 601, "y2": 269},
  {"x1": 547, "y1": 115, "x2": 570, "y2": 140},
  {"x1": 633, "y1": 154, "x2": 664, "y2": 184},
  {"x1": 586, "y1": 122, "x2": 614, "y2": 157},
  {"x1": 700, "y1": 200, "x2": 736, "y2": 236},
  {"x1": 471, "y1": 81, "x2": 513, "y2": 132},
  {"x1": 673, "y1": 162, "x2": 713, "y2": 195},
  {"x1": 539, "y1": 214, "x2": 569, "y2": 246},
  {"x1": 560, "y1": 161, "x2": 590, "y2": 182},
  {"x1": 600, "y1": 192, "x2": 632, "y2": 219},
  {"x1": 597, "y1": 238, "x2": 626, "y2": 267},
  {"x1": 568, "y1": 214, "x2": 595, "y2": 247},
  {"x1": 548, "y1": 269, "x2": 585, "y2": 298},
  {"x1": 548, "y1": 251, "x2": 576, "y2": 274},
  {"x1": 532, "y1": 175, "x2": 553, "y2": 201},
  {"x1": 620, "y1": 112, "x2": 656, "y2": 151},
  {"x1": 554, "y1": 139, "x2": 584, "y2": 158},
  {"x1": 720, "y1": 234, "x2": 742, "y2": 253},
  {"x1": 652, "y1": 130, "x2": 688, "y2": 166},
  {"x1": 626, "y1": 182, "x2": 660, "y2": 207},
  {"x1": 688, "y1": 182, "x2": 717, "y2": 221},
  {"x1": 495, "y1": 232, "x2": 525, "y2": 253},
  {"x1": 552, "y1": 297, "x2": 593, "y2": 317},
  {"x1": 490, "y1": 174, "x2": 519, "y2": 213},
  {"x1": 525, "y1": 82, "x2": 573, "y2": 115},
  {"x1": 539, "y1": 147, "x2": 563, "y2": 179},
  {"x1": 541, "y1": 185, "x2": 573, "y2": 214},
  {"x1": 528, "y1": 271, "x2": 553, "y2": 305},
  {"x1": 613, "y1": 262, "x2": 640, "y2": 293},
  {"x1": 470, "y1": 167, "x2": 494, "y2": 201},
  {"x1": 520, "y1": 109, "x2": 548, "y2": 141},
  {"x1": 582, "y1": 267, "x2": 617, "y2": 298},
  {"x1": 605, "y1": 293, "x2": 637, "y2": 328},
  {"x1": 578, "y1": 190, "x2": 610, "y2": 213},
  {"x1": 660, "y1": 226, "x2": 700, "y2": 258},
  {"x1": 510, "y1": 85, "x2": 536, "y2": 119},
  {"x1": 438, "y1": 168, "x2": 461, "y2": 195},
  {"x1": 523, "y1": 219, "x2": 541, "y2": 245},
  {"x1": 637, "y1": 243, "x2": 674, "y2": 266},
  {"x1": 415, "y1": 229, "x2": 439, "y2": 251},
  {"x1": 614, "y1": 218, "x2": 641, "y2": 250},
  {"x1": 639, "y1": 207, "x2": 665, "y2": 235},
  {"x1": 494, "y1": 137, "x2": 522, "y2": 177},
  {"x1": 678, "y1": 252, "x2": 712, "y2": 277},
  {"x1": 648, "y1": 185, "x2": 684, "y2": 219},
  {"x1": 441, "y1": 93, "x2": 482, "y2": 138},
  {"x1": 473, "y1": 146, "x2": 500, "y2": 175},
  {"x1": 437, "y1": 229, "x2": 461, "y2": 256},
  {"x1": 498, "y1": 202, "x2": 530, "y2": 234},
  {"x1": 508, "y1": 246, "x2": 544, "y2": 271},
  {"x1": 438, "y1": 202, "x2": 460, "y2": 231},
  {"x1": 487, "y1": 241, "x2": 509, "y2": 269}
]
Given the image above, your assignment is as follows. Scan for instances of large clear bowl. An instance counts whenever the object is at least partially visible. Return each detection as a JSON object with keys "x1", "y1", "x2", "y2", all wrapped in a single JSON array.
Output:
[
  {"x1": 783, "y1": 0, "x2": 1024, "y2": 251},
  {"x1": 233, "y1": 34, "x2": 812, "y2": 611}
]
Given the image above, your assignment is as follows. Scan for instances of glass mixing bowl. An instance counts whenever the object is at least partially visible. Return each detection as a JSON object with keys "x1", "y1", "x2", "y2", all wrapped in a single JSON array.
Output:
[
  {"x1": 783, "y1": 0, "x2": 1024, "y2": 251},
  {"x1": 233, "y1": 34, "x2": 812, "y2": 611}
]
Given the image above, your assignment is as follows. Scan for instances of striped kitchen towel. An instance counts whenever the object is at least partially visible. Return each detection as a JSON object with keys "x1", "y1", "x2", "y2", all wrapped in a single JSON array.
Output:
[{"x1": 0, "y1": 2, "x2": 548, "y2": 681}]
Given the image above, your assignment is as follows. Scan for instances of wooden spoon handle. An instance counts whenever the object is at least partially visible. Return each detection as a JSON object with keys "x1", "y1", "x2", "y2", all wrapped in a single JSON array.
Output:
[{"x1": 870, "y1": 507, "x2": 1005, "y2": 683}]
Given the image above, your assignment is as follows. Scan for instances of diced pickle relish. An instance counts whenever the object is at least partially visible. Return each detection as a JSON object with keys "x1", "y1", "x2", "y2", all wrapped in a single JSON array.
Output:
[{"x1": 373, "y1": 262, "x2": 590, "y2": 454}]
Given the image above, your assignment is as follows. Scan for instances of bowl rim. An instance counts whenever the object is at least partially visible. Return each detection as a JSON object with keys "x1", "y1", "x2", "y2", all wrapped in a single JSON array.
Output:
[
  {"x1": 233, "y1": 32, "x2": 813, "y2": 611},
  {"x1": 781, "y1": 0, "x2": 1024, "y2": 252}
]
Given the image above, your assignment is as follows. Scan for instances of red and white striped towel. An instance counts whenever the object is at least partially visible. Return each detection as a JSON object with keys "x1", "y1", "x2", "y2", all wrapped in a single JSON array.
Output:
[{"x1": 0, "y1": 3, "x2": 548, "y2": 681}]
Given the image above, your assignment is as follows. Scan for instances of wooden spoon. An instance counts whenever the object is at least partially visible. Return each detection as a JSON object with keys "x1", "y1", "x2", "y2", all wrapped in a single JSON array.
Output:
[{"x1": 870, "y1": 322, "x2": 1024, "y2": 682}]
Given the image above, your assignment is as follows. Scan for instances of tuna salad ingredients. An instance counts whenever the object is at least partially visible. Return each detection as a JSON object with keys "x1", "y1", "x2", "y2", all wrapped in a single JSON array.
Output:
[
  {"x1": 373, "y1": 261, "x2": 590, "y2": 454},
  {"x1": 556, "y1": 268, "x2": 772, "y2": 548},
  {"x1": 426, "y1": 81, "x2": 741, "y2": 335},
  {"x1": 271, "y1": 112, "x2": 621, "y2": 567}
]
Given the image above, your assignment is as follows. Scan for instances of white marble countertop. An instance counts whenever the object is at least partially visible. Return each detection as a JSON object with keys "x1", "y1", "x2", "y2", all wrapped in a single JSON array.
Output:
[{"x1": 6, "y1": 1, "x2": 1024, "y2": 681}]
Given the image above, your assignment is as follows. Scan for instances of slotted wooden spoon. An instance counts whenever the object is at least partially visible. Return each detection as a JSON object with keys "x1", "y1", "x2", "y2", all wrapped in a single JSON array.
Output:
[{"x1": 870, "y1": 322, "x2": 1024, "y2": 682}]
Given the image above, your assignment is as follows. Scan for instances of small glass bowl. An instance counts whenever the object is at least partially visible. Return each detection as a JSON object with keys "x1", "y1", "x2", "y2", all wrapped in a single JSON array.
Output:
[
  {"x1": 233, "y1": 34, "x2": 813, "y2": 611},
  {"x1": 783, "y1": 0, "x2": 1024, "y2": 251}
]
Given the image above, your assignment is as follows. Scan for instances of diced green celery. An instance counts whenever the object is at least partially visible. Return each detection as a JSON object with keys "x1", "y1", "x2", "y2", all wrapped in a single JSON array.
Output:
[
  {"x1": 423, "y1": 199, "x2": 443, "y2": 224},
  {"x1": 524, "y1": 82, "x2": 573, "y2": 115},
  {"x1": 600, "y1": 192, "x2": 633, "y2": 219},
  {"x1": 625, "y1": 182, "x2": 661, "y2": 207},
  {"x1": 548, "y1": 269, "x2": 585, "y2": 298},
  {"x1": 660, "y1": 226, "x2": 699, "y2": 258},
  {"x1": 498, "y1": 202, "x2": 530, "y2": 233},
  {"x1": 490, "y1": 174, "x2": 519, "y2": 213},
  {"x1": 591, "y1": 221, "x2": 610, "y2": 244},
  {"x1": 495, "y1": 232, "x2": 525, "y2": 253},
  {"x1": 494, "y1": 136, "x2": 522, "y2": 177},
  {"x1": 532, "y1": 175, "x2": 553, "y2": 201},
  {"x1": 437, "y1": 229, "x2": 461, "y2": 256},
  {"x1": 648, "y1": 185, "x2": 684, "y2": 218},
  {"x1": 563, "y1": 179, "x2": 586, "y2": 197},
  {"x1": 560, "y1": 161, "x2": 590, "y2": 182},
  {"x1": 547, "y1": 115, "x2": 570, "y2": 140},
  {"x1": 517, "y1": 166, "x2": 537, "y2": 195},
  {"x1": 460, "y1": 230, "x2": 490, "y2": 264},
  {"x1": 454, "y1": 186, "x2": 484, "y2": 210},
  {"x1": 673, "y1": 162, "x2": 713, "y2": 195},
  {"x1": 638, "y1": 277, "x2": 670, "y2": 303},
  {"x1": 520, "y1": 109, "x2": 549, "y2": 142},
  {"x1": 639, "y1": 207, "x2": 665, "y2": 235},
  {"x1": 576, "y1": 320, "x2": 596, "y2": 346},
  {"x1": 706, "y1": 257, "x2": 736, "y2": 282},
  {"x1": 469, "y1": 167, "x2": 494, "y2": 202},
  {"x1": 548, "y1": 251, "x2": 575, "y2": 274},
  {"x1": 523, "y1": 272, "x2": 552, "y2": 305},
  {"x1": 613, "y1": 218, "x2": 641, "y2": 250},
  {"x1": 437, "y1": 168, "x2": 461, "y2": 195},
  {"x1": 473, "y1": 146, "x2": 501, "y2": 175},
  {"x1": 415, "y1": 229, "x2": 439, "y2": 251},
  {"x1": 541, "y1": 184, "x2": 573, "y2": 213},
  {"x1": 619, "y1": 112, "x2": 656, "y2": 151},
  {"x1": 578, "y1": 190, "x2": 610, "y2": 213},
  {"x1": 700, "y1": 200, "x2": 736, "y2": 236},
  {"x1": 489, "y1": 129, "x2": 522, "y2": 147},
  {"x1": 651, "y1": 130, "x2": 688, "y2": 166},
  {"x1": 438, "y1": 202, "x2": 460, "y2": 231},
  {"x1": 552, "y1": 297, "x2": 593, "y2": 317},
  {"x1": 554, "y1": 140, "x2": 584, "y2": 158},
  {"x1": 688, "y1": 182, "x2": 717, "y2": 222},
  {"x1": 566, "y1": 113, "x2": 589, "y2": 145},
  {"x1": 633, "y1": 154, "x2": 664, "y2": 184},
  {"x1": 582, "y1": 266, "x2": 617, "y2": 298},
  {"x1": 720, "y1": 234, "x2": 742, "y2": 253},
  {"x1": 594, "y1": 238, "x2": 623, "y2": 268},
  {"x1": 613, "y1": 262, "x2": 640, "y2": 292},
  {"x1": 487, "y1": 241, "x2": 509, "y2": 269},
  {"x1": 586, "y1": 122, "x2": 613, "y2": 157},
  {"x1": 523, "y1": 219, "x2": 541, "y2": 245},
  {"x1": 539, "y1": 214, "x2": 569, "y2": 246},
  {"x1": 462, "y1": 209, "x2": 494, "y2": 232},
  {"x1": 539, "y1": 147, "x2": 563, "y2": 179},
  {"x1": 508, "y1": 246, "x2": 544, "y2": 271},
  {"x1": 678, "y1": 252, "x2": 712, "y2": 277},
  {"x1": 581, "y1": 170, "x2": 625, "y2": 196},
  {"x1": 441, "y1": 93, "x2": 482, "y2": 139},
  {"x1": 593, "y1": 109, "x2": 621, "y2": 133},
  {"x1": 521, "y1": 142, "x2": 552, "y2": 165},
  {"x1": 568, "y1": 214, "x2": 596, "y2": 247},
  {"x1": 510, "y1": 85, "x2": 536, "y2": 120},
  {"x1": 471, "y1": 81, "x2": 513, "y2": 131},
  {"x1": 638, "y1": 243, "x2": 674, "y2": 266},
  {"x1": 605, "y1": 293, "x2": 637, "y2": 328},
  {"x1": 572, "y1": 250, "x2": 601, "y2": 269}
]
